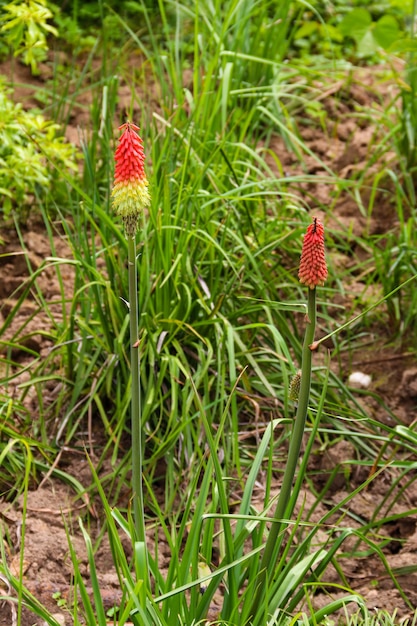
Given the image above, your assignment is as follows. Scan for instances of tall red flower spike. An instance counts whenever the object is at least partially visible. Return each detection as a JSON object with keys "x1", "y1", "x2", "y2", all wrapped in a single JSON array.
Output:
[
  {"x1": 111, "y1": 121, "x2": 151, "y2": 238},
  {"x1": 298, "y1": 217, "x2": 328, "y2": 289}
]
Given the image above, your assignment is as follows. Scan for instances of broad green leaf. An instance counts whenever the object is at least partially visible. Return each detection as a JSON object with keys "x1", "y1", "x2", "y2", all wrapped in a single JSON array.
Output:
[
  {"x1": 389, "y1": 37, "x2": 417, "y2": 53},
  {"x1": 357, "y1": 30, "x2": 378, "y2": 57},
  {"x1": 339, "y1": 8, "x2": 372, "y2": 42},
  {"x1": 373, "y1": 15, "x2": 400, "y2": 50}
]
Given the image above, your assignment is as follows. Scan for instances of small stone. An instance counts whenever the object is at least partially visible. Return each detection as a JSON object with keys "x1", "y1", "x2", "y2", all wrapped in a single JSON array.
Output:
[
  {"x1": 400, "y1": 368, "x2": 417, "y2": 398},
  {"x1": 348, "y1": 371, "x2": 372, "y2": 389}
]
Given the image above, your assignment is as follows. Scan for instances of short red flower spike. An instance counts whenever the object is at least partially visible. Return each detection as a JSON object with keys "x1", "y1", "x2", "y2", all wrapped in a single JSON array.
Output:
[
  {"x1": 111, "y1": 122, "x2": 151, "y2": 238},
  {"x1": 298, "y1": 217, "x2": 328, "y2": 289}
]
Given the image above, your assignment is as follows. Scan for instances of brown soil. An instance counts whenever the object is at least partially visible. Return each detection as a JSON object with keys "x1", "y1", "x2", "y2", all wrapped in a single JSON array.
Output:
[{"x1": 1, "y1": 58, "x2": 417, "y2": 625}]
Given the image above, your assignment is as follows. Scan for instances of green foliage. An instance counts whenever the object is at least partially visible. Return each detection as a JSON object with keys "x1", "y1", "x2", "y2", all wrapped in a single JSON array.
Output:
[
  {"x1": 293, "y1": 0, "x2": 410, "y2": 60},
  {"x1": 2, "y1": 0, "x2": 417, "y2": 624},
  {"x1": 0, "y1": 0, "x2": 58, "y2": 72},
  {"x1": 395, "y1": 1, "x2": 417, "y2": 178},
  {"x1": 50, "y1": 0, "x2": 157, "y2": 50},
  {"x1": 0, "y1": 397, "x2": 33, "y2": 499},
  {"x1": 0, "y1": 82, "x2": 78, "y2": 219},
  {"x1": 41, "y1": 420, "x2": 372, "y2": 625},
  {"x1": 338, "y1": 8, "x2": 401, "y2": 57},
  {"x1": 344, "y1": 607, "x2": 417, "y2": 626}
]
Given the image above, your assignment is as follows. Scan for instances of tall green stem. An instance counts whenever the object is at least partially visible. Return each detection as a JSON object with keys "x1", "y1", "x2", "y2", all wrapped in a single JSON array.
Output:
[
  {"x1": 128, "y1": 236, "x2": 146, "y2": 544},
  {"x1": 251, "y1": 287, "x2": 317, "y2": 617}
]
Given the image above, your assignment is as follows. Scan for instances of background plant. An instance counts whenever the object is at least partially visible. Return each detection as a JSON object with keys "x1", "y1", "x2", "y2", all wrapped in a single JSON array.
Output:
[
  {"x1": 292, "y1": 0, "x2": 411, "y2": 60},
  {"x1": 0, "y1": 81, "x2": 78, "y2": 220},
  {"x1": 0, "y1": 0, "x2": 57, "y2": 72}
]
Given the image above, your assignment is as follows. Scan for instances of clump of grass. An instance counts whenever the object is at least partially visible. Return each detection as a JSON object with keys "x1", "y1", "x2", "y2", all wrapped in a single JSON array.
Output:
[
  {"x1": 1, "y1": 0, "x2": 417, "y2": 624},
  {"x1": 344, "y1": 608, "x2": 417, "y2": 626}
]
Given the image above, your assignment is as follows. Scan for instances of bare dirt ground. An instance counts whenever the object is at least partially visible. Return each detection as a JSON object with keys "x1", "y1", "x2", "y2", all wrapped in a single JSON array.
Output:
[{"x1": 1, "y1": 59, "x2": 417, "y2": 625}]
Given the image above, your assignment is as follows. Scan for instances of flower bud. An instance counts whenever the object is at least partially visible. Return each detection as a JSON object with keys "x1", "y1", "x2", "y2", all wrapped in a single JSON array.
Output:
[
  {"x1": 298, "y1": 217, "x2": 327, "y2": 289},
  {"x1": 289, "y1": 370, "x2": 302, "y2": 401}
]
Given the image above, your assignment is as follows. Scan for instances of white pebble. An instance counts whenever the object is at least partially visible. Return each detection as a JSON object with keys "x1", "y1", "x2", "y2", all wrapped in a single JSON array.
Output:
[
  {"x1": 348, "y1": 371, "x2": 372, "y2": 389},
  {"x1": 47, "y1": 616, "x2": 66, "y2": 626}
]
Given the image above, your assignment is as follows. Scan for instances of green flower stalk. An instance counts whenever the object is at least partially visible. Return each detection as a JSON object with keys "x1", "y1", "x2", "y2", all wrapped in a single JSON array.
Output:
[
  {"x1": 112, "y1": 122, "x2": 150, "y2": 548},
  {"x1": 251, "y1": 217, "x2": 328, "y2": 617}
]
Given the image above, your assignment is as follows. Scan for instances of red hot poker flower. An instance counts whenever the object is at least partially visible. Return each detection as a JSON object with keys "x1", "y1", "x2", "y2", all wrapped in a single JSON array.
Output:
[
  {"x1": 298, "y1": 217, "x2": 328, "y2": 290},
  {"x1": 111, "y1": 122, "x2": 151, "y2": 238}
]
